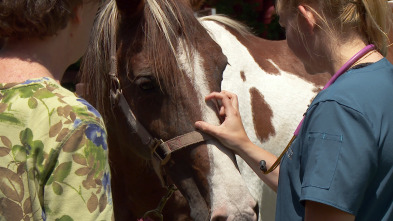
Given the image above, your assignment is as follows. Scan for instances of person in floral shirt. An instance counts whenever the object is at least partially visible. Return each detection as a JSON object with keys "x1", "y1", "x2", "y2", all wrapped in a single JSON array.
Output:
[{"x1": 0, "y1": 0, "x2": 113, "y2": 220}]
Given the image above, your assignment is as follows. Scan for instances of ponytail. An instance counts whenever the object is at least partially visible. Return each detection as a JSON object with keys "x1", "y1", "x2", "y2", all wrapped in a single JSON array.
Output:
[
  {"x1": 332, "y1": 0, "x2": 390, "y2": 55},
  {"x1": 276, "y1": 0, "x2": 391, "y2": 56},
  {"x1": 360, "y1": 0, "x2": 390, "y2": 56}
]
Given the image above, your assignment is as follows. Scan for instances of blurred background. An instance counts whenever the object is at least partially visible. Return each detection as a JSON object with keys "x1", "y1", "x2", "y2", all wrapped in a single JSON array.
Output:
[{"x1": 193, "y1": 0, "x2": 284, "y2": 40}]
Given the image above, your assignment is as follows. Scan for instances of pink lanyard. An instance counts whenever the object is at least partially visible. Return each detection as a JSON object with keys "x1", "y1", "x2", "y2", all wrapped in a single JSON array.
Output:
[
  {"x1": 293, "y1": 44, "x2": 376, "y2": 136},
  {"x1": 260, "y1": 44, "x2": 376, "y2": 174}
]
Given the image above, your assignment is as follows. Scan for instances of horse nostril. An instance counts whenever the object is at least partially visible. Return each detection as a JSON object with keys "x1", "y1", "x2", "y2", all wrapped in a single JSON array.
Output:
[
  {"x1": 253, "y1": 202, "x2": 259, "y2": 219},
  {"x1": 211, "y1": 209, "x2": 227, "y2": 221},
  {"x1": 211, "y1": 199, "x2": 258, "y2": 221},
  {"x1": 211, "y1": 215, "x2": 227, "y2": 221},
  {"x1": 211, "y1": 212, "x2": 257, "y2": 221},
  {"x1": 211, "y1": 208, "x2": 228, "y2": 221}
]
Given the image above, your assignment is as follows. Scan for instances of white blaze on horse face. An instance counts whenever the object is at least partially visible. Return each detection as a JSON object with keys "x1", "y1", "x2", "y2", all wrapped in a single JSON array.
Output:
[
  {"x1": 201, "y1": 20, "x2": 321, "y2": 221},
  {"x1": 177, "y1": 42, "x2": 257, "y2": 220}
]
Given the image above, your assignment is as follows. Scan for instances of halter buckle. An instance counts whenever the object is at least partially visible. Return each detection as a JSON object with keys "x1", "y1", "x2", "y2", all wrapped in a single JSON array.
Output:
[
  {"x1": 109, "y1": 75, "x2": 122, "y2": 107},
  {"x1": 152, "y1": 139, "x2": 171, "y2": 165}
]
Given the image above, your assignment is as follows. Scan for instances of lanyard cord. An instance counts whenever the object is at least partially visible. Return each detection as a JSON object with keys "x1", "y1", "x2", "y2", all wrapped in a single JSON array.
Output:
[{"x1": 260, "y1": 44, "x2": 376, "y2": 174}]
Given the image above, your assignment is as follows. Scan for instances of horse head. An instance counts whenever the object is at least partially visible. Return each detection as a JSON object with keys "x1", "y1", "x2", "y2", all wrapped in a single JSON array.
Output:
[{"x1": 81, "y1": 0, "x2": 257, "y2": 220}]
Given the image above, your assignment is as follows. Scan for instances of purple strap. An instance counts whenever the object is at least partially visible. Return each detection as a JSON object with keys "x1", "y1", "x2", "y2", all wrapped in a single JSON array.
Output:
[{"x1": 293, "y1": 44, "x2": 375, "y2": 136}]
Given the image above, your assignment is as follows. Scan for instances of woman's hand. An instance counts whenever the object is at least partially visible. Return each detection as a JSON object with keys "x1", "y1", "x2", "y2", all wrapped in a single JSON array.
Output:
[
  {"x1": 196, "y1": 91, "x2": 280, "y2": 191},
  {"x1": 195, "y1": 91, "x2": 252, "y2": 153}
]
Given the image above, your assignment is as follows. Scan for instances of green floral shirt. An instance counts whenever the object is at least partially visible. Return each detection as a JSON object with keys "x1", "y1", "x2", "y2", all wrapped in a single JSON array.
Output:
[{"x1": 0, "y1": 78, "x2": 114, "y2": 221}]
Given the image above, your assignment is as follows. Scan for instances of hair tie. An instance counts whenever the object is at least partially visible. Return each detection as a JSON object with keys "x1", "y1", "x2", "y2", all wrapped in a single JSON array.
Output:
[{"x1": 349, "y1": 0, "x2": 364, "y2": 10}]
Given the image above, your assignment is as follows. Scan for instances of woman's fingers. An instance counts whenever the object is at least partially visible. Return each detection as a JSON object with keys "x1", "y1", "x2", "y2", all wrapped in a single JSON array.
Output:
[
  {"x1": 222, "y1": 90, "x2": 239, "y2": 109},
  {"x1": 196, "y1": 91, "x2": 249, "y2": 151},
  {"x1": 205, "y1": 91, "x2": 239, "y2": 115},
  {"x1": 205, "y1": 90, "x2": 235, "y2": 102},
  {"x1": 219, "y1": 105, "x2": 226, "y2": 117},
  {"x1": 205, "y1": 91, "x2": 222, "y2": 99},
  {"x1": 195, "y1": 121, "x2": 219, "y2": 137}
]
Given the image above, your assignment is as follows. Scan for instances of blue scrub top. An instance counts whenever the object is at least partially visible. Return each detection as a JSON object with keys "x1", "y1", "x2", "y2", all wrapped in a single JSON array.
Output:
[{"x1": 276, "y1": 58, "x2": 393, "y2": 221}]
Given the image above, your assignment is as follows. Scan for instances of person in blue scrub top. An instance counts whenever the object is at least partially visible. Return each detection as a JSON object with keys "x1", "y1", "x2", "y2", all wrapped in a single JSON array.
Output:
[{"x1": 195, "y1": 0, "x2": 393, "y2": 220}]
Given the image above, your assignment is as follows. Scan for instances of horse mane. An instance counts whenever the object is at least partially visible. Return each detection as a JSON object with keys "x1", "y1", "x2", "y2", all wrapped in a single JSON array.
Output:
[
  {"x1": 199, "y1": 14, "x2": 253, "y2": 37},
  {"x1": 141, "y1": 0, "x2": 202, "y2": 92},
  {"x1": 145, "y1": 0, "x2": 183, "y2": 59},
  {"x1": 80, "y1": 0, "x2": 209, "y2": 120}
]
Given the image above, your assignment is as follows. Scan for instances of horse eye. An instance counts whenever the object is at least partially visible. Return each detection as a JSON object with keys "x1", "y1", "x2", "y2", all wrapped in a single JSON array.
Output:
[
  {"x1": 140, "y1": 82, "x2": 154, "y2": 90},
  {"x1": 135, "y1": 76, "x2": 156, "y2": 91}
]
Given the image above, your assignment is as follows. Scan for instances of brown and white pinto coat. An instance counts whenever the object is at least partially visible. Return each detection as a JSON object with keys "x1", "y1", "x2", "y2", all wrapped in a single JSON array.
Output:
[{"x1": 200, "y1": 16, "x2": 330, "y2": 220}]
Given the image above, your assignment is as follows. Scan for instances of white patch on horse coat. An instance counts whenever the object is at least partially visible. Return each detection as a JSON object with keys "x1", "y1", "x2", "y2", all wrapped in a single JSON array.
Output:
[
  {"x1": 201, "y1": 20, "x2": 322, "y2": 221},
  {"x1": 177, "y1": 42, "x2": 257, "y2": 219}
]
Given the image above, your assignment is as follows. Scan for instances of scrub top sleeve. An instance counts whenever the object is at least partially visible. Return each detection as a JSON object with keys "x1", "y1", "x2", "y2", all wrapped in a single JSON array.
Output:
[{"x1": 299, "y1": 101, "x2": 378, "y2": 215}]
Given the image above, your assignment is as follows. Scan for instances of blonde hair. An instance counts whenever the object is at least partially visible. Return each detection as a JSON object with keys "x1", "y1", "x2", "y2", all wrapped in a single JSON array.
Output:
[{"x1": 276, "y1": 0, "x2": 391, "y2": 56}]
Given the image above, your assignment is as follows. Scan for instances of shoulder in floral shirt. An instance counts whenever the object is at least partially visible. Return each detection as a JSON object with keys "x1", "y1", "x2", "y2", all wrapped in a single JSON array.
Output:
[{"x1": 0, "y1": 77, "x2": 113, "y2": 221}]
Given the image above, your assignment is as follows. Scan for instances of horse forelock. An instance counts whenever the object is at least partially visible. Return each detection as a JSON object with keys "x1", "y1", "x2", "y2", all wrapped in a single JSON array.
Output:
[
  {"x1": 81, "y1": 0, "x2": 218, "y2": 115},
  {"x1": 138, "y1": 0, "x2": 213, "y2": 92}
]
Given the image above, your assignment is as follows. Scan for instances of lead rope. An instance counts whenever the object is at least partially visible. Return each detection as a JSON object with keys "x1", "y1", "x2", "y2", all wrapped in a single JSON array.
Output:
[{"x1": 140, "y1": 184, "x2": 178, "y2": 221}]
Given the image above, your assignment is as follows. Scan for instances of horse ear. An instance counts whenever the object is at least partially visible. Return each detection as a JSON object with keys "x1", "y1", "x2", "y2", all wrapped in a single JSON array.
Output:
[
  {"x1": 189, "y1": 0, "x2": 205, "y2": 11},
  {"x1": 116, "y1": 0, "x2": 144, "y2": 18}
]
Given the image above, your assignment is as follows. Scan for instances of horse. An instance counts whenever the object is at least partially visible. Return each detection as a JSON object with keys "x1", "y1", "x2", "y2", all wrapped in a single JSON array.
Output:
[
  {"x1": 189, "y1": 0, "x2": 206, "y2": 10},
  {"x1": 79, "y1": 0, "x2": 330, "y2": 220},
  {"x1": 81, "y1": 0, "x2": 258, "y2": 220}
]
